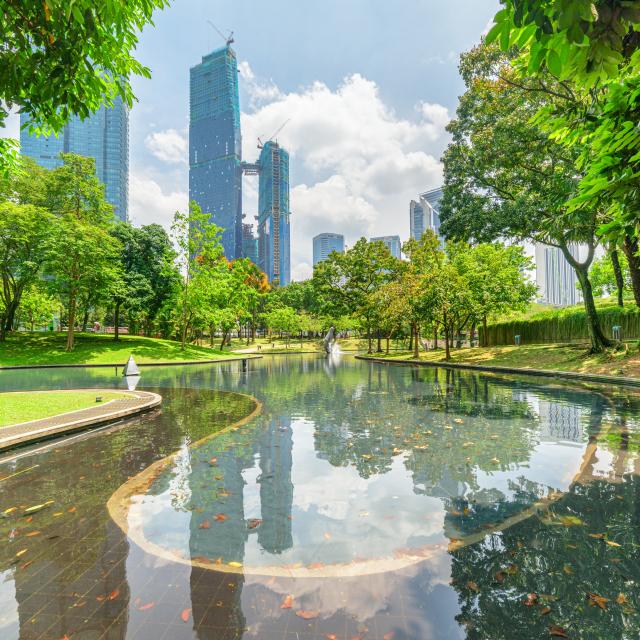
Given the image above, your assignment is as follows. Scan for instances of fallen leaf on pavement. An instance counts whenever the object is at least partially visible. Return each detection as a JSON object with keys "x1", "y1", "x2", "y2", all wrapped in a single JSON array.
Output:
[
  {"x1": 214, "y1": 513, "x2": 228, "y2": 522},
  {"x1": 180, "y1": 608, "x2": 191, "y2": 622},
  {"x1": 280, "y1": 595, "x2": 294, "y2": 609},
  {"x1": 199, "y1": 520, "x2": 211, "y2": 529},
  {"x1": 138, "y1": 602, "x2": 155, "y2": 611},
  {"x1": 296, "y1": 610, "x2": 320, "y2": 620}
]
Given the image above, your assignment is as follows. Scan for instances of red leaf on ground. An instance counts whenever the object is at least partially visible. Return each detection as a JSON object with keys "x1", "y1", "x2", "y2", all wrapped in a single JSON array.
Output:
[
  {"x1": 68, "y1": 507, "x2": 76, "y2": 513},
  {"x1": 208, "y1": 457, "x2": 218, "y2": 466},
  {"x1": 198, "y1": 520, "x2": 211, "y2": 529},
  {"x1": 138, "y1": 602, "x2": 155, "y2": 611},
  {"x1": 180, "y1": 608, "x2": 191, "y2": 622},
  {"x1": 326, "y1": 634, "x2": 338, "y2": 640},
  {"x1": 214, "y1": 513, "x2": 228, "y2": 522},
  {"x1": 247, "y1": 518, "x2": 262, "y2": 529},
  {"x1": 296, "y1": 610, "x2": 320, "y2": 619},
  {"x1": 108, "y1": 589, "x2": 120, "y2": 601},
  {"x1": 549, "y1": 626, "x2": 569, "y2": 638},
  {"x1": 280, "y1": 594, "x2": 294, "y2": 609}
]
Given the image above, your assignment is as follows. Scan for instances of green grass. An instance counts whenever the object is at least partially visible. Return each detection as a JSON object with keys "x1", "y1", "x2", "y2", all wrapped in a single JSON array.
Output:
[
  {"x1": 0, "y1": 390, "x2": 129, "y2": 427},
  {"x1": 0, "y1": 332, "x2": 244, "y2": 367},
  {"x1": 364, "y1": 342, "x2": 640, "y2": 378}
]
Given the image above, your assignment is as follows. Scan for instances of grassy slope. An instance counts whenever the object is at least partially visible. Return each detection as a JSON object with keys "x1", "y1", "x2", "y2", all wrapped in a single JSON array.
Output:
[
  {"x1": 0, "y1": 390, "x2": 128, "y2": 426},
  {"x1": 367, "y1": 343, "x2": 640, "y2": 378},
  {"x1": 0, "y1": 333, "x2": 242, "y2": 367}
]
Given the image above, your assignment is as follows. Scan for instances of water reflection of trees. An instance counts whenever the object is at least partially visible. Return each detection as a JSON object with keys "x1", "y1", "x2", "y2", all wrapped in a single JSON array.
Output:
[{"x1": 448, "y1": 475, "x2": 640, "y2": 639}]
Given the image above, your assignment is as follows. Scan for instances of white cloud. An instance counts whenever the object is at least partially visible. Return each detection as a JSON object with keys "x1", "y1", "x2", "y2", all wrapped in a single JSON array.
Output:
[
  {"x1": 144, "y1": 128, "x2": 188, "y2": 165},
  {"x1": 129, "y1": 173, "x2": 187, "y2": 229},
  {"x1": 238, "y1": 61, "x2": 283, "y2": 110},
  {"x1": 240, "y1": 73, "x2": 449, "y2": 279}
]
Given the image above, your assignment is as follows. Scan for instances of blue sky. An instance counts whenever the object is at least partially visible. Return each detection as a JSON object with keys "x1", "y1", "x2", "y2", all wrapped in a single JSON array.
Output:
[{"x1": 6, "y1": 0, "x2": 500, "y2": 279}]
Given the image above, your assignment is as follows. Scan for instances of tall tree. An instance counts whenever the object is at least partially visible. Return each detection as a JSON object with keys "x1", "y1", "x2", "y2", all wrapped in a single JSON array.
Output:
[
  {"x1": 0, "y1": 201, "x2": 54, "y2": 339},
  {"x1": 1, "y1": 0, "x2": 169, "y2": 175},
  {"x1": 312, "y1": 238, "x2": 400, "y2": 353},
  {"x1": 487, "y1": 2, "x2": 640, "y2": 304},
  {"x1": 171, "y1": 202, "x2": 225, "y2": 349},
  {"x1": 440, "y1": 44, "x2": 611, "y2": 352},
  {"x1": 46, "y1": 154, "x2": 121, "y2": 351}
]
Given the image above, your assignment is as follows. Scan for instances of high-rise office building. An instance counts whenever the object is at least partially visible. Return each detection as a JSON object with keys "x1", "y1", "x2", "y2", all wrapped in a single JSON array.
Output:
[
  {"x1": 371, "y1": 235, "x2": 402, "y2": 259},
  {"x1": 410, "y1": 199, "x2": 426, "y2": 240},
  {"x1": 20, "y1": 97, "x2": 129, "y2": 221},
  {"x1": 189, "y1": 45, "x2": 243, "y2": 259},
  {"x1": 242, "y1": 222, "x2": 259, "y2": 265},
  {"x1": 257, "y1": 141, "x2": 290, "y2": 286},
  {"x1": 313, "y1": 233, "x2": 345, "y2": 266},
  {"x1": 410, "y1": 187, "x2": 444, "y2": 244},
  {"x1": 535, "y1": 243, "x2": 585, "y2": 307}
]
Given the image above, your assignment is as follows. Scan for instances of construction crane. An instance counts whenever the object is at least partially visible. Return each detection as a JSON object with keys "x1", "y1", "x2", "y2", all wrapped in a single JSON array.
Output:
[
  {"x1": 257, "y1": 119, "x2": 290, "y2": 149},
  {"x1": 206, "y1": 20, "x2": 234, "y2": 46}
]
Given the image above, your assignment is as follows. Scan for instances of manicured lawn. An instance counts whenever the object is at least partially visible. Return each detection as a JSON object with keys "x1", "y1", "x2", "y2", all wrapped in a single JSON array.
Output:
[
  {"x1": 0, "y1": 390, "x2": 129, "y2": 427},
  {"x1": 0, "y1": 333, "x2": 243, "y2": 367},
  {"x1": 365, "y1": 342, "x2": 640, "y2": 378}
]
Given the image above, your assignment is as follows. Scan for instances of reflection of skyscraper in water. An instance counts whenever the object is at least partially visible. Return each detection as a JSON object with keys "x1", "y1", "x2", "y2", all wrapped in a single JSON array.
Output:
[
  {"x1": 515, "y1": 391, "x2": 584, "y2": 442},
  {"x1": 258, "y1": 416, "x2": 294, "y2": 553}
]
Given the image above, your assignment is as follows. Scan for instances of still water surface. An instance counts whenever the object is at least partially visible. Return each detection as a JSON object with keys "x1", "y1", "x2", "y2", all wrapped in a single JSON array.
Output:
[{"x1": 0, "y1": 354, "x2": 639, "y2": 639}]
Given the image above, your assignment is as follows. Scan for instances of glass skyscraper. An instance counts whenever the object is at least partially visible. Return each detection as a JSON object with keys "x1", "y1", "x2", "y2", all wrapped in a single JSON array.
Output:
[
  {"x1": 20, "y1": 97, "x2": 129, "y2": 221},
  {"x1": 257, "y1": 142, "x2": 290, "y2": 286},
  {"x1": 410, "y1": 187, "x2": 444, "y2": 245},
  {"x1": 371, "y1": 235, "x2": 402, "y2": 259},
  {"x1": 313, "y1": 233, "x2": 345, "y2": 266},
  {"x1": 189, "y1": 45, "x2": 243, "y2": 259}
]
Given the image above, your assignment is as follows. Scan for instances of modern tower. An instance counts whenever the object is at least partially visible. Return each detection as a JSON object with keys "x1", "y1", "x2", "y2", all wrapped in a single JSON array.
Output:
[
  {"x1": 189, "y1": 45, "x2": 243, "y2": 259},
  {"x1": 257, "y1": 141, "x2": 290, "y2": 286},
  {"x1": 20, "y1": 97, "x2": 129, "y2": 221},
  {"x1": 535, "y1": 243, "x2": 585, "y2": 307},
  {"x1": 410, "y1": 187, "x2": 444, "y2": 245},
  {"x1": 371, "y1": 235, "x2": 401, "y2": 259},
  {"x1": 313, "y1": 233, "x2": 345, "y2": 266}
]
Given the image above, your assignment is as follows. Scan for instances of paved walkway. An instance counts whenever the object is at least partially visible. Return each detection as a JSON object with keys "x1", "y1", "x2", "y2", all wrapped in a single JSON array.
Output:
[{"x1": 0, "y1": 390, "x2": 162, "y2": 452}]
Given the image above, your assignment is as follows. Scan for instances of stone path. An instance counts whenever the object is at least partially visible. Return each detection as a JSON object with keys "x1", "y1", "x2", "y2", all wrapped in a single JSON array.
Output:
[{"x1": 0, "y1": 390, "x2": 162, "y2": 452}]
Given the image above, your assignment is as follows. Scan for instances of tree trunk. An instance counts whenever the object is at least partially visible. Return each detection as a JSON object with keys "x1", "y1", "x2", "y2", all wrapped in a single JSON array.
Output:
[
  {"x1": 623, "y1": 234, "x2": 640, "y2": 307},
  {"x1": 470, "y1": 323, "x2": 476, "y2": 347},
  {"x1": 367, "y1": 324, "x2": 373, "y2": 354},
  {"x1": 412, "y1": 322, "x2": 420, "y2": 359},
  {"x1": 376, "y1": 329, "x2": 382, "y2": 353},
  {"x1": 561, "y1": 242, "x2": 612, "y2": 352},
  {"x1": 575, "y1": 264, "x2": 613, "y2": 351},
  {"x1": 443, "y1": 312, "x2": 451, "y2": 361},
  {"x1": 610, "y1": 247, "x2": 624, "y2": 307},
  {"x1": 433, "y1": 326, "x2": 438, "y2": 349},
  {"x1": 82, "y1": 308, "x2": 90, "y2": 333},
  {"x1": 114, "y1": 301, "x2": 121, "y2": 341},
  {"x1": 408, "y1": 325, "x2": 414, "y2": 351},
  {"x1": 66, "y1": 292, "x2": 77, "y2": 352},
  {"x1": 482, "y1": 315, "x2": 488, "y2": 348},
  {"x1": 386, "y1": 335, "x2": 390, "y2": 354},
  {"x1": 220, "y1": 330, "x2": 228, "y2": 351},
  {"x1": 210, "y1": 324, "x2": 215, "y2": 348}
]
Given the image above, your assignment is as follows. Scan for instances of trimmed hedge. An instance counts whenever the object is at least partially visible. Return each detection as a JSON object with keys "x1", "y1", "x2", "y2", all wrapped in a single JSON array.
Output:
[{"x1": 480, "y1": 304, "x2": 640, "y2": 346}]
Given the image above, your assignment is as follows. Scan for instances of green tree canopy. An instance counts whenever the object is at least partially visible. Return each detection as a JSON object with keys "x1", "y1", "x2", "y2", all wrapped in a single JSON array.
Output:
[{"x1": 1, "y1": 0, "x2": 168, "y2": 175}]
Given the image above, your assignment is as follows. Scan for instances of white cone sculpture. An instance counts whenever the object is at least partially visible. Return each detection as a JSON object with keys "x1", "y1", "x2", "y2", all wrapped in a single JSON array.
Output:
[{"x1": 122, "y1": 355, "x2": 140, "y2": 377}]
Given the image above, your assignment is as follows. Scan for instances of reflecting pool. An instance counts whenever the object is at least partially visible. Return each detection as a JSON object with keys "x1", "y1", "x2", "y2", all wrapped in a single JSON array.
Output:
[{"x1": 0, "y1": 354, "x2": 639, "y2": 639}]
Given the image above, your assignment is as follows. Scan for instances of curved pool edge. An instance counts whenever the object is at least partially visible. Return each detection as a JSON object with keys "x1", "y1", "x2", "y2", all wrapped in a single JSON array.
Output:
[
  {"x1": 355, "y1": 355, "x2": 640, "y2": 388},
  {"x1": 0, "y1": 390, "x2": 162, "y2": 453}
]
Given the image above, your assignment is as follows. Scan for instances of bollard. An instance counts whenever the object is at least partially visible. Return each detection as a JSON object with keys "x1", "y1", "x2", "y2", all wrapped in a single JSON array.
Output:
[{"x1": 515, "y1": 335, "x2": 521, "y2": 346}]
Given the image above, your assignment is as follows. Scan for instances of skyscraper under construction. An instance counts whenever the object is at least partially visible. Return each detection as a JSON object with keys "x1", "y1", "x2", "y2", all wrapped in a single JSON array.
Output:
[
  {"x1": 257, "y1": 141, "x2": 290, "y2": 286},
  {"x1": 189, "y1": 45, "x2": 243, "y2": 259}
]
